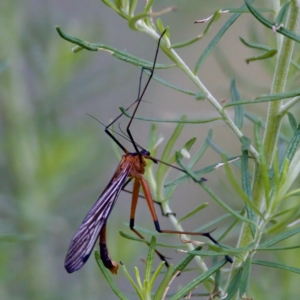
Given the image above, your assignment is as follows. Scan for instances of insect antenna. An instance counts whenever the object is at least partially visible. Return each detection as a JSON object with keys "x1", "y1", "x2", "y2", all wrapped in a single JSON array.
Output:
[{"x1": 86, "y1": 113, "x2": 146, "y2": 152}]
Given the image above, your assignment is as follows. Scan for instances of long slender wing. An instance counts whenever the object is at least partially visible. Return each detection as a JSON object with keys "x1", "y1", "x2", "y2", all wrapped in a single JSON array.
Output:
[{"x1": 64, "y1": 159, "x2": 133, "y2": 273}]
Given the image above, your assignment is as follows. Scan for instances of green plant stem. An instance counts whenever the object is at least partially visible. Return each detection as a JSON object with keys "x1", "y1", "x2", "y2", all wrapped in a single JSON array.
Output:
[
  {"x1": 226, "y1": 1, "x2": 300, "y2": 297},
  {"x1": 278, "y1": 96, "x2": 300, "y2": 116},
  {"x1": 273, "y1": 0, "x2": 283, "y2": 49}
]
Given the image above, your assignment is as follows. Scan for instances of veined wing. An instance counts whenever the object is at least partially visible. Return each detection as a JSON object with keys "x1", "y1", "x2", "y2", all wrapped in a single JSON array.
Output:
[{"x1": 64, "y1": 159, "x2": 133, "y2": 273}]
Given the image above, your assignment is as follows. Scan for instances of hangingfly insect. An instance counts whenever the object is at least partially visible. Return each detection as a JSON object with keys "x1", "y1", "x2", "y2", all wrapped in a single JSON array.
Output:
[{"x1": 64, "y1": 30, "x2": 232, "y2": 274}]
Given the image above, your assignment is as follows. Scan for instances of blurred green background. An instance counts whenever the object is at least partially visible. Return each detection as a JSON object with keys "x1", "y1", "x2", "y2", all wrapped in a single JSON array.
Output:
[{"x1": 1, "y1": 0, "x2": 299, "y2": 299}]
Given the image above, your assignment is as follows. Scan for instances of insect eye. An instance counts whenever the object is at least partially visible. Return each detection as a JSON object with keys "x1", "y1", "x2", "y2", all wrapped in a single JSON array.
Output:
[{"x1": 140, "y1": 149, "x2": 150, "y2": 156}]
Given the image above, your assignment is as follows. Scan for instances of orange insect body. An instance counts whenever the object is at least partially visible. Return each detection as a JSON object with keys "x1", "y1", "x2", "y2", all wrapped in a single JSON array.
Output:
[
  {"x1": 99, "y1": 224, "x2": 119, "y2": 274},
  {"x1": 124, "y1": 153, "x2": 146, "y2": 178}
]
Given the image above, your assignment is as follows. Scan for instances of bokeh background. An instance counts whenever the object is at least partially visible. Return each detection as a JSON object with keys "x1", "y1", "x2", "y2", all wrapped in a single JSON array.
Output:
[{"x1": 1, "y1": 0, "x2": 299, "y2": 299}]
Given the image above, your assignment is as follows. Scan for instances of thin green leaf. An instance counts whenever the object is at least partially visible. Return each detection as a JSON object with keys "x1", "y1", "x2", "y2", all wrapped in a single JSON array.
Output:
[
  {"x1": 284, "y1": 122, "x2": 300, "y2": 162},
  {"x1": 182, "y1": 137, "x2": 197, "y2": 152},
  {"x1": 224, "y1": 88, "x2": 300, "y2": 109},
  {"x1": 222, "y1": 7, "x2": 273, "y2": 13},
  {"x1": 241, "y1": 149, "x2": 256, "y2": 237},
  {"x1": 206, "y1": 137, "x2": 242, "y2": 168},
  {"x1": 144, "y1": 69, "x2": 196, "y2": 95},
  {"x1": 239, "y1": 257, "x2": 251, "y2": 297},
  {"x1": 144, "y1": 0, "x2": 155, "y2": 13},
  {"x1": 254, "y1": 121, "x2": 270, "y2": 208},
  {"x1": 56, "y1": 27, "x2": 174, "y2": 68},
  {"x1": 270, "y1": 147, "x2": 281, "y2": 200},
  {"x1": 275, "y1": 2, "x2": 291, "y2": 27},
  {"x1": 170, "y1": 259, "x2": 227, "y2": 300},
  {"x1": 257, "y1": 244, "x2": 300, "y2": 251},
  {"x1": 145, "y1": 236, "x2": 156, "y2": 284},
  {"x1": 195, "y1": 213, "x2": 232, "y2": 233},
  {"x1": 100, "y1": 0, "x2": 115, "y2": 9},
  {"x1": 128, "y1": 12, "x2": 150, "y2": 30},
  {"x1": 159, "y1": 136, "x2": 202, "y2": 202},
  {"x1": 172, "y1": 35, "x2": 204, "y2": 49},
  {"x1": 155, "y1": 19, "x2": 166, "y2": 37},
  {"x1": 134, "y1": 267, "x2": 143, "y2": 292},
  {"x1": 283, "y1": 188, "x2": 300, "y2": 199},
  {"x1": 102, "y1": 0, "x2": 128, "y2": 19},
  {"x1": 252, "y1": 259, "x2": 300, "y2": 274},
  {"x1": 156, "y1": 116, "x2": 186, "y2": 198},
  {"x1": 121, "y1": 224, "x2": 153, "y2": 237},
  {"x1": 272, "y1": 123, "x2": 300, "y2": 204},
  {"x1": 94, "y1": 251, "x2": 129, "y2": 300},
  {"x1": 203, "y1": 10, "x2": 221, "y2": 35},
  {"x1": 120, "y1": 108, "x2": 221, "y2": 124},
  {"x1": 188, "y1": 129, "x2": 212, "y2": 168},
  {"x1": 120, "y1": 229, "x2": 157, "y2": 240},
  {"x1": 244, "y1": 0, "x2": 300, "y2": 43},
  {"x1": 278, "y1": 139, "x2": 287, "y2": 166},
  {"x1": 189, "y1": 242, "x2": 254, "y2": 256},
  {"x1": 212, "y1": 262, "x2": 221, "y2": 296},
  {"x1": 273, "y1": 158, "x2": 290, "y2": 209},
  {"x1": 259, "y1": 226, "x2": 300, "y2": 248},
  {"x1": 129, "y1": 6, "x2": 176, "y2": 30},
  {"x1": 129, "y1": 0, "x2": 138, "y2": 17},
  {"x1": 271, "y1": 206, "x2": 297, "y2": 219},
  {"x1": 150, "y1": 262, "x2": 167, "y2": 288},
  {"x1": 239, "y1": 36, "x2": 272, "y2": 51},
  {"x1": 112, "y1": 52, "x2": 174, "y2": 69},
  {"x1": 143, "y1": 280, "x2": 149, "y2": 300},
  {"x1": 194, "y1": 0, "x2": 254, "y2": 73},
  {"x1": 231, "y1": 79, "x2": 244, "y2": 129},
  {"x1": 177, "y1": 203, "x2": 209, "y2": 224},
  {"x1": 144, "y1": 125, "x2": 160, "y2": 193},
  {"x1": 245, "y1": 49, "x2": 277, "y2": 64},
  {"x1": 166, "y1": 137, "x2": 197, "y2": 166},
  {"x1": 56, "y1": 27, "x2": 98, "y2": 51},
  {"x1": 166, "y1": 155, "x2": 241, "y2": 187},
  {"x1": 266, "y1": 209, "x2": 300, "y2": 235},
  {"x1": 223, "y1": 154, "x2": 264, "y2": 218},
  {"x1": 287, "y1": 112, "x2": 297, "y2": 132},
  {"x1": 119, "y1": 231, "x2": 185, "y2": 248},
  {"x1": 122, "y1": 264, "x2": 143, "y2": 299},
  {"x1": 218, "y1": 217, "x2": 240, "y2": 241},
  {"x1": 186, "y1": 250, "x2": 236, "y2": 260},
  {"x1": 153, "y1": 263, "x2": 174, "y2": 300},
  {"x1": 226, "y1": 267, "x2": 243, "y2": 300},
  {"x1": 255, "y1": 89, "x2": 300, "y2": 101}
]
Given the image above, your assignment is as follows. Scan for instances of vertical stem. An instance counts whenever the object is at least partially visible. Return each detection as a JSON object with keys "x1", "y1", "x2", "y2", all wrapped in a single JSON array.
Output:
[
  {"x1": 226, "y1": 0, "x2": 300, "y2": 297},
  {"x1": 253, "y1": 0, "x2": 300, "y2": 214}
]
